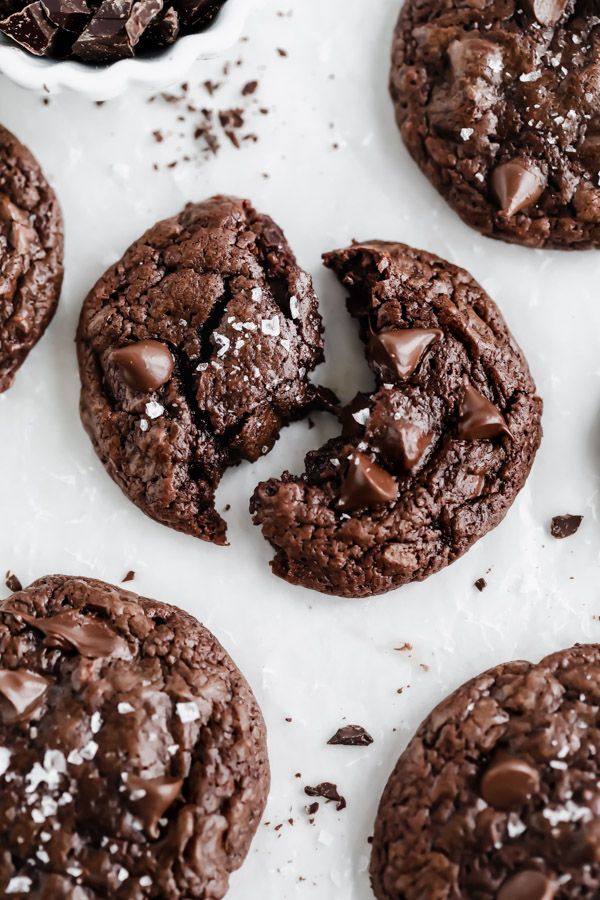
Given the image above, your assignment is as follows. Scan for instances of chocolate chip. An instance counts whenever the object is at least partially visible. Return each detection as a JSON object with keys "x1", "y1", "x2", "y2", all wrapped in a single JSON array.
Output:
[
  {"x1": 497, "y1": 870, "x2": 556, "y2": 900},
  {"x1": 550, "y1": 514, "x2": 583, "y2": 539},
  {"x1": 456, "y1": 382, "x2": 510, "y2": 440},
  {"x1": 374, "y1": 416, "x2": 433, "y2": 473},
  {"x1": 304, "y1": 782, "x2": 346, "y2": 811},
  {"x1": 328, "y1": 725, "x2": 373, "y2": 746},
  {"x1": 491, "y1": 159, "x2": 546, "y2": 217},
  {"x1": 338, "y1": 451, "x2": 398, "y2": 513},
  {"x1": 3, "y1": 607, "x2": 128, "y2": 659},
  {"x1": 109, "y1": 340, "x2": 174, "y2": 393},
  {"x1": 0, "y1": 1, "x2": 57, "y2": 55},
  {"x1": 480, "y1": 753, "x2": 539, "y2": 808},
  {"x1": 368, "y1": 328, "x2": 442, "y2": 380},
  {"x1": 4, "y1": 572, "x2": 22, "y2": 593}
]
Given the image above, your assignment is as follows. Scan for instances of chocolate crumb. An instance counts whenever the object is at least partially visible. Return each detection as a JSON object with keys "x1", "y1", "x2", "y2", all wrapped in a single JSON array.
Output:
[
  {"x1": 4, "y1": 572, "x2": 22, "y2": 592},
  {"x1": 276, "y1": 47, "x2": 287, "y2": 56},
  {"x1": 551, "y1": 514, "x2": 583, "y2": 539},
  {"x1": 152, "y1": 130, "x2": 164, "y2": 143},
  {"x1": 242, "y1": 79, "x2": 258, "y2": 95},
  {"x1": 304, "y1": 782, "x2": 346, "y2": 811},
  {"x1": 305, "y1": 801, "x2": 319, "y2": 816},
  {"x1": 474, "y1": 577, "x2": 487, "y2": 592},
  {"x1": 394, "y1": 642, "x2": 412, "y2": 652},
  {"x1": 327, "y1": 725, "x2": 373, "y2": 746},
  {"x1": 122, "y1": 570, "x2": 135, "y2": 583}
]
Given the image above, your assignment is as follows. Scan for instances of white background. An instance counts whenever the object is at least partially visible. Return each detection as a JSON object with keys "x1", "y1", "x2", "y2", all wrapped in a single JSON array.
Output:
[{"x1": 1, "y1": 1, "x2": 599, "y2": 897}]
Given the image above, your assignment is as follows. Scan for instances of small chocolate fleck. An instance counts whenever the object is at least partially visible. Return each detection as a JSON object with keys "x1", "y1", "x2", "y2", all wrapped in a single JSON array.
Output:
[
  {"x1": 5, "y1": 572, "x2": 22, "y2": 593},
  {"x1": 328, "y1": 725, "x2": 373, "y2": 747},
  {"x1": 122, "y1": 570, "x2": 135, "y2": 583},
  {"x1": 551, "y1": 514, "x2": 583, "y2": 539},
  {"x1": 474, "y1": 577, "x2": 487, "y2": 592}
]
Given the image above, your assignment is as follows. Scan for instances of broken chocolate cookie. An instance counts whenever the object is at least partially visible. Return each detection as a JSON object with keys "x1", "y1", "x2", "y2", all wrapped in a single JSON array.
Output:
[
  {"x1": 251, "y1": 241, "x2": 542, "y2": 598},
  {"x1": 77, "y1": 195, "x2": 326, "y2": 545},
  {"x1": 0, "y1": 574, "x2": 269, "y2": 898}
]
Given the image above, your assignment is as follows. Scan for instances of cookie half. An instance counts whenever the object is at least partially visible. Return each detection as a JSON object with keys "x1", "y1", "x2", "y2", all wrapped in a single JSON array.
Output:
[
  {"x1": 0, "y1": 125, "x2": 63, "y2": 392},
  {"x1": 370, "y1": 643, "x2": 600, "y2": 899},
  {"x1": 0, "y1": 574, "x2": 269, "y2": 899},
  {"x1": 251, "y1": 241, "x2": 542, "y2": 598},
  {"x1": 77, "y1": 195, "x2": 326, "y2": 545},
  {"x1": 390, "y1": 1, "x2": 600, "y2": 248}
]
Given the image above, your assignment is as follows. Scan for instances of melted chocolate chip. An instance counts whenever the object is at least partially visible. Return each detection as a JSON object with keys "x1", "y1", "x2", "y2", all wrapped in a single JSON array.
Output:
[
  {"x1": 480, "y1": 753, "x2": 539, "y2": 808},
  {"x1": 4, "y1": 607, "x2": 129, "y2": 658},
  {"x1": 328, "y1": 725, "x2": 373, "y2": 746},
  {"x1": 375, "y1": 416, "x2": 433, "y2": 473},
  {"x1": 456, "y1": 382, "x2": 510, "y2": 441},
  {"x1": 0, "y1": 668, "x2": 49, "y2": 719},
  {"x1": 127, "y1": 774, "x2": 184, "y2": 837},
  {"x1": 110, "y1": 339, "x2": 174, "y2": 393},
  {"x1": 491, "y1": 160, "x2": 546, "y2": 217},
  {"x1": 497, "y1": 871, "x2": 556, "y2": 900},
  {"x1": 524, "y1": 0, "x2": 568, "y2": 26},
  {"x1": 368, "y1": 328, "x2": 442, "y2": 380},
  {"x1": 550, "y1": 514, "x2": 583, "y2": 539},
  {"x1": 304, "y1": 782, "x2": 346, "y2": 811},
  {"x1": 338, "y1": 451, "x2": 398, "y2": 513},
  {"x1": 340, "y1": 393, "x2": 372, "y2": 437}
]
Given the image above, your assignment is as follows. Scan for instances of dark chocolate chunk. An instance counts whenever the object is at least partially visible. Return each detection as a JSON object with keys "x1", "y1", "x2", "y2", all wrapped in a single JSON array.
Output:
[
  {"x1": 109, "y1": 339, "x2": 174, "y2": 393},
  {"x1": 125, "y1": 0, "x2": 162, "y2": 46},
  {"x1": 304, "y1": 782, "x2": 346, "y2": 811},
  {"x1": 0, "y1": 1, "x2": 57, "y2": 55},
  {"x1": 0, "y1": 668, "x2": 49, "y2": 719},
  {"x1": 328, "y1": 725, "x2": 374, "y2": 747},
  {"x1": 456, "y1": 382, "x2": 510, "y2": 441},
  {"x1": 40, "y1": 0, "x2": 89, "y2": 31},
  {"x1": 71, "y1": 0, "x2": 135, "y2": 61},
  {"x1": 474, "y1": 577, "x2": 487, "y2": 592},
  {"x1": 338, "y1": 451, "x2": 398, "y2": 513},
  {"x1": 3, "y1": 606, "x2": 130, "y2": 658},
  {"x1": 550, "y1": 514, "x2": 583, "y2": 539},
  {"x1": 480, "y1": 753, "x2": 540, "y2": 808}
]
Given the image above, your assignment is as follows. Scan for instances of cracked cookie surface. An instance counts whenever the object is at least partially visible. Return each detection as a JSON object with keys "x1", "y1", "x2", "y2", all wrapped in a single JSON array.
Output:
[
  {"x1": 77, "y1": 195, "x2": 325, "y2": 545},
  {"x1": 251, "y1": 241, "x2": 542, "y2": 598},
  {"x1": 0, "y1": 574, "x2": 269, "y2": 899},
  {"x1": 0, "y1": 125, "x2": 63, "y2": 393},
  {"x1": 390, "y1": 0, "x2": 600, "y2": 248},
  {"x1": 370, "y1": 643, "x2": 600, "y2": 899}
]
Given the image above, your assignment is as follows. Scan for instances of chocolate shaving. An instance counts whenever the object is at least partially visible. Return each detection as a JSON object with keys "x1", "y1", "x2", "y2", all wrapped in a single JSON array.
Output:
[{"x1": 304, "y1": 782, "x2": 346, "y2": 811}]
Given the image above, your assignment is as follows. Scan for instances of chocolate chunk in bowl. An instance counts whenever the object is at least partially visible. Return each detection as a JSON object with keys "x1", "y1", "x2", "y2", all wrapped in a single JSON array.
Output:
[
  {"x1": 0, "y1": 0, "x2": 226, "y2": 62},
  {"x1": 0, "y1": 574, "x2": 269, "y2": 898}
]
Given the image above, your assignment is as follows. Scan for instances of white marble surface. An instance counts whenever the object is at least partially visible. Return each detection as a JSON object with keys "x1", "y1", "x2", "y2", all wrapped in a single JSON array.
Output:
[{"x1": 1, "y1": 1, "x2": 599, "y2": 897}]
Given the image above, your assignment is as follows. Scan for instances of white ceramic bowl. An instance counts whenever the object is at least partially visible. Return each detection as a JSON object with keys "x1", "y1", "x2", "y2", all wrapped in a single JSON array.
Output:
[{"x1": 0, "y1": 0, "x2": 263, "y2": 100}]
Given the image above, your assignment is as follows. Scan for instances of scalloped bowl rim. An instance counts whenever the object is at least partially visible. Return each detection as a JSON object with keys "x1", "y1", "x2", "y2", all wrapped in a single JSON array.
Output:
[{"x1": 0, "y1": 0, "x2": 262, "y2": 99}]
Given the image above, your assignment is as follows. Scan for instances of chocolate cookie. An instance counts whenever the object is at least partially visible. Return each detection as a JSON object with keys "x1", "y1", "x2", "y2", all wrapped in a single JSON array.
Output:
[
  {"x1": 370, "y1": 643, "x2": 600, "y2": 899},
  {"x1": 77, "y1": 195, "x2": 326, "y2": 545},
  {"x1": 390, "y1": 0, "x2": 600, "y2": 248},
  {"x1": 0, "y1": 0, "x2": 227, "y2": 63},
  {"x1": 251, "y1": 241, "x2": 542, "y2": 598},
  {"x1": 0, "y1": 125, "x2": 63, "y2": 393},
  {"x1": 0, "y1": 574, "x2": 269, "y2": 899}
]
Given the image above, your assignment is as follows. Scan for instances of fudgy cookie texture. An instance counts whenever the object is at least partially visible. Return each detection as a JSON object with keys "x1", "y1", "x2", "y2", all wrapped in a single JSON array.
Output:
[
  {"x1": 77, "y1": 195, "x2": 325, "y2": 545},
  {"x1": 0, "y1": 125, "x2": 63, "y2": 393},
  {"x1": 251, "y1": 241, "x2": 542, "y2": 598},
  {"x1": 370, "y1": 643, "x2": 600, "y2": 899},
  {"x1": 0, "y1": 574, "x2": 269, "y2": 899},
  {"x1": 390, "y1": 0, "x2": 600, "y2": 248}
]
